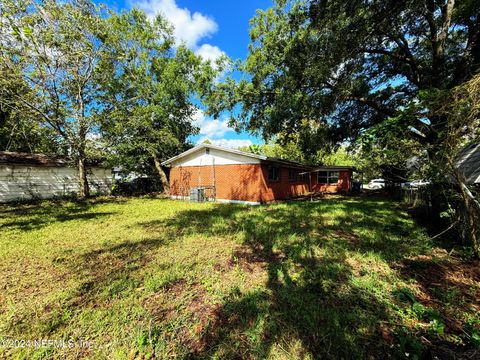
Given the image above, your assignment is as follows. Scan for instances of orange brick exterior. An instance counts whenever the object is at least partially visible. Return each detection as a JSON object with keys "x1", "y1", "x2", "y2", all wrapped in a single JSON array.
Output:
[
  {"x1": 311, "y1": 170, "x2": 352, "y2": 194},
  {"x1": 169, "y1": 163, "x2": 352, "y2": 203}
]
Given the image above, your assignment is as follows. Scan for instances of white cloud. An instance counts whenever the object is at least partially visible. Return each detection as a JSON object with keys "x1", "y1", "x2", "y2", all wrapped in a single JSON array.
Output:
[
  {"x1": 197, "y1": 138, "x2": 253, "y2": 149},
  {"x1": 131, "y1": 0, "x2": 218, "y2": 49},
  {"x1": 195, "y1": 43, "x2": 225, "y2": 63},
  {"x1": 192, "y1": 111, "x2": 254, "y2": 149},
  {"x1": 193, "y1": 110, "x2": 231, "y2": 139}
]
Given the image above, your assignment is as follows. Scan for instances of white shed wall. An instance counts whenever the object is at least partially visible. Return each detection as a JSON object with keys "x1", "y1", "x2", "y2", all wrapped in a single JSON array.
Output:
[
  {"x1": 171, "y1": 148, "x2": 261, "y2": 167},
  {"x1": 0, "y1": 165, "x2": 112, "y2": 202}
]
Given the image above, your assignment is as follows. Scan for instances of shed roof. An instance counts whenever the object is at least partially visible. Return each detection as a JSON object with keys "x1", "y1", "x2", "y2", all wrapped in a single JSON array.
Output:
[
  {"x1": 456, "y1": 142, "x2": 480, "y2": 184},
  {"x1": 0, "y1": 151, "x2": 105, "y2": 167},
  {"x1": 0, "y1": 151, "x2": 71, "y2": 167}
]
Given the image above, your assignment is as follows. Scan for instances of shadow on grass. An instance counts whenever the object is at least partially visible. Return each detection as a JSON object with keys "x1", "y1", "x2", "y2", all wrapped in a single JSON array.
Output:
[
  {"x1": 6, "y1": 235, "x2": 173, "y2": 338},
  {"x1": 66, "y1": 237, "x2": 172, "y2": 303},
  {"x1": 0, "y1": 197, "x2": 126, "y2": 231},
  {"x1": 139, "y1": 198, "x2": 432, "y2": 358}
]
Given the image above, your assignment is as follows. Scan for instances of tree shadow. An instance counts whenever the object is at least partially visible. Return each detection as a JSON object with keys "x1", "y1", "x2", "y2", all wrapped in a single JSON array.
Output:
[
  {"x1": 0, "y1": 197, "x2": 127, "y2": 231},
  {"x1": 394, "y1": 254, "x2": 480, "y2": 359},
  {"x1": 8, "y1": 235, "x2": 173, "y2": 337},
  {"x1": 140, "y1": 198, "x2": 430, "y2": 358}
]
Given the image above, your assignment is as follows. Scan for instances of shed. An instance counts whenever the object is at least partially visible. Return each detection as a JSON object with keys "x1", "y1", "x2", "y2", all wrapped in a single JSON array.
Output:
[{"x1": 0, "y1": 151, "x2": 112, "y2": 202}]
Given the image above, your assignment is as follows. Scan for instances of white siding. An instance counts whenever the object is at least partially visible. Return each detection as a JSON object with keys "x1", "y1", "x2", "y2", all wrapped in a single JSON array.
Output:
[
  {"x1": 171, "y1": 147, "x2": 261, "y2": 167},
  {"x1": 0, "y1": 165, "x2": 112, "y2": 202}
]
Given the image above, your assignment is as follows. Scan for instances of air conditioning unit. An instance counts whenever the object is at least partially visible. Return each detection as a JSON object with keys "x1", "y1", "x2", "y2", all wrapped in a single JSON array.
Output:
[{"x1": 189, "y1": 187, "x2": 206, "y2": 202}]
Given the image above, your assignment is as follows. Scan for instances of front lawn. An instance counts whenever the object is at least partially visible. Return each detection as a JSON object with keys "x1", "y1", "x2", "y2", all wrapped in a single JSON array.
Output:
[{"x1": 0, "y1": 197, "x2": 478, "y2": 359}]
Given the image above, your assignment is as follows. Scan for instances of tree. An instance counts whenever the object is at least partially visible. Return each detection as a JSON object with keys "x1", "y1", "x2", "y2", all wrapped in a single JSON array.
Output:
[
  {"x1": 99, "y1": 9, "x2": 219, "y2": 193},
  {"x1": 210, "y1": 0, "x2": 480, "y2": 155},
  {"x1": 0, "y1": 65, "x2": 61, "y2": 153},
  {"x1": 429, "y1": 74, "x2": 480, "y2": 257},
  {"x1": 240, "y1": 137, "x2": 305, "y2": 163},
  {"x1": 0, "y1": 0, "x2": 108, "y2": 198}
]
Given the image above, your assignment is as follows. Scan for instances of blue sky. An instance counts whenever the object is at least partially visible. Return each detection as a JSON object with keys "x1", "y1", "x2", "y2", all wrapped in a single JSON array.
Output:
[{"x1": 100, "y1": 0, "x2": 272, "y2": 148}]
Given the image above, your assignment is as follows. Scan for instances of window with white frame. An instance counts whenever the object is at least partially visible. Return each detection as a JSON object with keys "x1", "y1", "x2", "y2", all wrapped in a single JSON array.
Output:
[{"x1": 317, "y1": 171, "x2": 339, "y2": 184}]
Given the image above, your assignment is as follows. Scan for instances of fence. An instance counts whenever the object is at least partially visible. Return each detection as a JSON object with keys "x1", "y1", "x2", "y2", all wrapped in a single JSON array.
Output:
[{"x1": 400, "y1": 188, "x2": 433, "y2": 211}]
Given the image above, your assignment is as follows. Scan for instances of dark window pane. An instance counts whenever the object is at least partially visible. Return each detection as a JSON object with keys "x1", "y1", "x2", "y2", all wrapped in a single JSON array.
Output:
[
  {"x1": 289, "y1": 169, "x2": 296, "y2": 182},
  {"x1": 317, "y1": 171, "x2": 328, "y2": 183},
  {"x1": 329, "y1": 171, "x2": 339, "y2": 184},
  {"x1": 268, "y1": 166, "x2": 280, "y2": 181}
]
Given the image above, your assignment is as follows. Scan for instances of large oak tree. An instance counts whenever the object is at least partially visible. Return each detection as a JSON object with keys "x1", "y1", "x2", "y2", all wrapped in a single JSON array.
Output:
[
  {"x1": 211, "y1": 0, "x2": 479, "y2": 151},
  {"x1": 209, "y1": 0, "x2": 480, "y2": 255}
]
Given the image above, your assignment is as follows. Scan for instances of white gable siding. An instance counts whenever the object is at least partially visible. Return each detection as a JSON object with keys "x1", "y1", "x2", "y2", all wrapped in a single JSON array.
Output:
[
  {"x1": 0, "y1": 165, "x2": 112, "y2": 202},
  {"x1": 171, "y1": 147, "x2": 261, "y2": 167}
]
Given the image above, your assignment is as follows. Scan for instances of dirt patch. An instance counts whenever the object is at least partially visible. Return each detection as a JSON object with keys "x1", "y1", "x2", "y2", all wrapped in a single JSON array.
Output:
[
  {"x1": 335, "y1": 229, "x2": 360, "y2": 242},
  {"x1": 143, "y1": 280, "x2": 223, "y2": 355},
  {"x1": 395, "y1": 249, "x2": 480, "y2": 333},
  {"x1": 184, "y1": 285, "x2": 223, "y2": 354},
  {"x1": 229, "y1": 247, "x2": 270, "y2": 273},
  {"x1": 142, "y1": 279, "x2": 187, "y2": 320}
]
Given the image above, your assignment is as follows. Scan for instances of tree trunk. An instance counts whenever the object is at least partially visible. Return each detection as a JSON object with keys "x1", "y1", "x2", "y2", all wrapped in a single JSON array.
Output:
[
  {"x1": 152, "y1": 154, "x2": 170, "y2": 195},
  {"x1": 78, "y1": 149, "x2": 90, "y2": 199}
]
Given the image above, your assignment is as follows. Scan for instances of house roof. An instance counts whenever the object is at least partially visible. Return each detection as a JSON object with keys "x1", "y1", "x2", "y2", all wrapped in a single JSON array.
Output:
[
  {"x1": 311, "y1": 166, "x2": 358, "y2": 172},
  {"x1": 456, "y1": 142, "x2": 480, "y2": 184},
  {"x1": 161, "y1": 144, "x2": 312, "y2": 169},
  {"x1": 161, "y1": 144, "x2": 267, "y2": 166}
]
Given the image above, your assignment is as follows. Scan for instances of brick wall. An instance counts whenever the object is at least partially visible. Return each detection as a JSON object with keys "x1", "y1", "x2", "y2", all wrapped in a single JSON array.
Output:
[
  {"x1": 169, "y1": 164, "x2": 351, "y2": 203},
  {"x1": 170, "y1": 164, "x2": 309, "y2": 203},
  {"x1": 311, "y1": 170, "x2": 351, "y2": 193}
]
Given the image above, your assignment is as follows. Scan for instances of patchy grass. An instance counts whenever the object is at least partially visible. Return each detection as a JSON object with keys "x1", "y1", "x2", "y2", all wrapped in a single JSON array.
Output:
[{"x1": 0, "y1": 196, "x2": 478, "y2": 359}]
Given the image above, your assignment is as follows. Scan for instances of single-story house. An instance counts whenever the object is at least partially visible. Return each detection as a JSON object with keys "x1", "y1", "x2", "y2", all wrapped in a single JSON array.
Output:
[
  {"x1": 0, "y1": 151, "x2": 112, "y2": 202},
  {"x1": 162, "y1": 144, "x2": 357, "y2": 204}
]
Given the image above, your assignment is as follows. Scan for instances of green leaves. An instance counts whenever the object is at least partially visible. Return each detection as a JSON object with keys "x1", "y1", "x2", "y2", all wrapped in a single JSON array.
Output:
[
  {"x1": 98, "y1": 9, "x2": 219, "y2": 180},
  {"x1": 210, "y1": 0, "x2": 480, "y2": 172}
]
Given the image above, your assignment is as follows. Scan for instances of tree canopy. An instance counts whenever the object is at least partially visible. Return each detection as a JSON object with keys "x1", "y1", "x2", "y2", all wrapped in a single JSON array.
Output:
[
  {"x1": 208, "y1": 0, "x2": 480, "y2": 255},
  {"x1": 0, "y1": 0, "x2": 219, "y2": 196},
  {"x1": 210, "y1": 0, "x2": 480, "y2": 153},
  {"x1": 1, "y1": 0, "x2": 111, "y2": 197},
  {"x1": 99, "y1": 9, "x2": 220, "y2": 193}
]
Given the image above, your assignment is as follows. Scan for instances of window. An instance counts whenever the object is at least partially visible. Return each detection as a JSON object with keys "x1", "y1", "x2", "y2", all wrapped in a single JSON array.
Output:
[
  {"x1": 317, "y1": 171, "x2": 339, "y2": 184},
  {"x1": 299, "y1": 173, "x2": 308, "y2": 182},
  {"x1": 317, "y1": 171, "x2": 329, "y2": 184},
  {"x1": 268, "y1": 166, "x2": 280, "y2": 181},
  {"x1": 289, "y1": 169, "x2": 296, "y2": 182}
]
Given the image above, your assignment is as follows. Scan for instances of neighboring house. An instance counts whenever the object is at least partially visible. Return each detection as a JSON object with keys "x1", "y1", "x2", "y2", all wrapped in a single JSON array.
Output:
[
  {"x1": 456, "y1": 142, "x2": 480, "y2": 185},
  {"x1": 162, "y1": 144, "x2": 356, "y2": 204},
  {"x1": 0, "y1": 151, "x2": 112, "y2": 202}
]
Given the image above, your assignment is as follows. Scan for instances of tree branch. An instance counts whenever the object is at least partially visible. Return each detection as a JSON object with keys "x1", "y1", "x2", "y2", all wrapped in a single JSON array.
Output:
[{"x1": 346, "y1": 96, "x2": 396, "y2": 117}]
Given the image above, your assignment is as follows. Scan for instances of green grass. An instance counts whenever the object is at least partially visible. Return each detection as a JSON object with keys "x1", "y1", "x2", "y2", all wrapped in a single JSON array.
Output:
[{"x1": 0, "y1": 196, "x2": 478, "y2": 359}]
